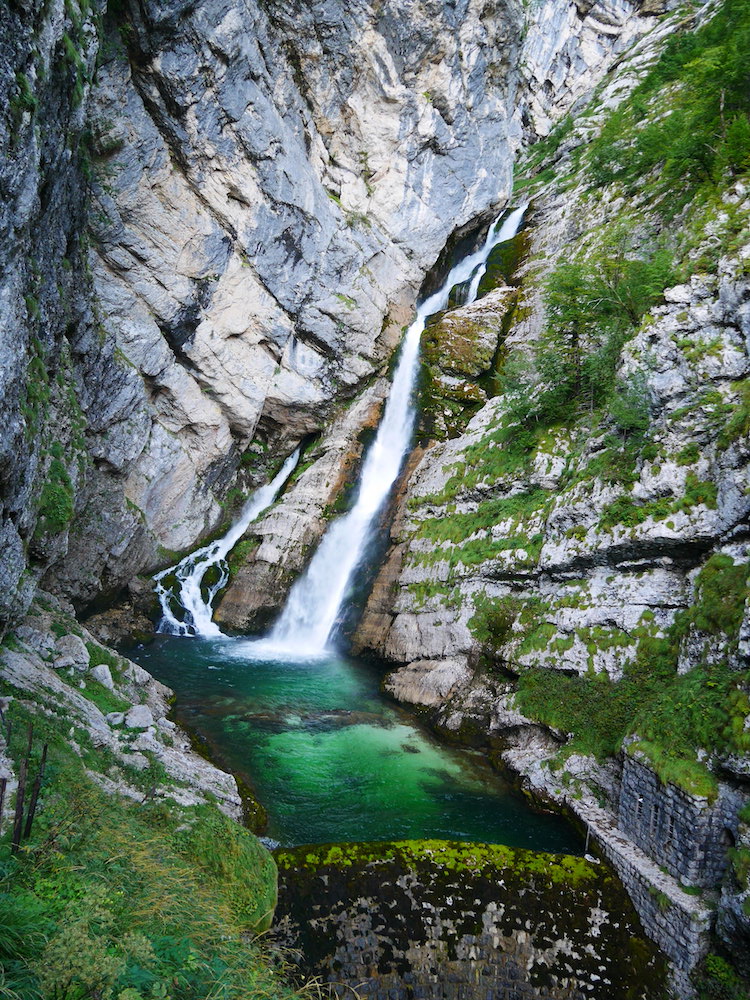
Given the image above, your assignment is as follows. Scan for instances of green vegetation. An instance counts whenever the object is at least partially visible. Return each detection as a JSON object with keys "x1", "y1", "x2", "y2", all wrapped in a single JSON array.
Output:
[
  {"x1": 18, "y1": 338, "x2": 89, "y2": 543},
  {"x1": 717, "y1": 380, "x2": 750, "y2": 450},
  {"x1": 514, "y1": 554, "x2": 750, "y2": 797},
  {"x1": 333, "y1": 292, "x2": 357, "y2": 310},
  {"x1": 516, "y1": 652, "x2": 748, "y2": 799},
  {"x1": 85, "y1": 641, "x2": 123, "y2": 673},
  {"x1": 0, "y1": 692, "x2": 292, "y2": 1000},
  {"x1": 508, "y1": 237, "x2": 672, "y2": 430},
  {"x1": 61, "y1": 31, "x2": 89, "y2": 108},
  {"x1": 227, "y1": 538, "x2": 258, "y2": 578},
  {"x1": 35, "y1": 459, "x2": 74, "y2": 537},
  {"x1": 598, "y1": 473, "x2": 718, "y2": 531},
  {"x1": 468, "y1": 594, "x2": 522, "y2": 650},
  {"x1": 276, "y1": 838, "x2": 597, "y2": 886},
  {"x1": 693, "y1": 954, "x2": 750, "y2": 1000},
  {"x1": 677, "y1": 443, "x2": 700, "y2": 466},
  {"x1": 476, "y1": 228, "x2": 530, "y2": 298},
  {"x1": 687, "y1": 553, "x2": 750, "y2": 637},
  {"x1": 407, "y1": 580, "x2": 460, "y2": 609},
  {"x1": 76, "y1": 676, "x2": 130, "y2": 715},
  {"x1": 20, "y1": 342, "x2": 51, "y2": 439},
  {"x1": 588, "y1": 0, "x2": 750, "y2": 214},
  {"x1": 10, "y1": 73, "x2": 37, "y2": 122}
]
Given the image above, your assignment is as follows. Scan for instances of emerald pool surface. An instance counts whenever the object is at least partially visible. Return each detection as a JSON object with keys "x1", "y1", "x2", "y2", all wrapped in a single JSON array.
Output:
[{"x1": 127, "y1": 635, "x2": 581, "y2": 853}]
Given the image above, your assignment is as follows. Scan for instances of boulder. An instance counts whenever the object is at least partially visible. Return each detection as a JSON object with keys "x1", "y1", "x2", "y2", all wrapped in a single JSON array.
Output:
[
  {"x1": 90, "y1": 664, "x2": 115, "y2": 690},
  {"x1": 53, "y1": 634, "x2": 90, "y2": 670},
  {"x1": 124, "y1": 705, "x2": 154, "y2": 730}
]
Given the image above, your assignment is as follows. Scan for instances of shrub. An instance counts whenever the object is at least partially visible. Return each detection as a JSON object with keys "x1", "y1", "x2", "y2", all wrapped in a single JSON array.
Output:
[
  {"x1": 589, "y1": 0, "x2": 750, "y2": 212},
  {"x1": 36, "y1": 458, "x2": 74, "y2": 535},
  {"x1": 0, "y1": 695, "x2": 290, "y2": 1000},
  {"x1": 469, "y1": 594, "x2": 521, "y2": 649},
  {"x1": 693, "y1": 953, "x2": 750, "y2": 1000},
  {"x1": 690, "y1": 553, "x2": 749, "y2": 637}
]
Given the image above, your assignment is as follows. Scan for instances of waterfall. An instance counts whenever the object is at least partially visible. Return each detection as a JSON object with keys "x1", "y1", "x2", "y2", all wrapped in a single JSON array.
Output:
[
  {"x1": 267, "y1": 203, "x2": 528, "y2": 656},
  {"x1": 154, "y1": 448, "x2": 300, "y2": 638}
]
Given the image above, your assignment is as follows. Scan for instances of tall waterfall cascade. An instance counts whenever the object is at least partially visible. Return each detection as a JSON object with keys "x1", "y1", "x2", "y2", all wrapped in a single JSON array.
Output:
[
  {"x1": 268, "y1": 203, "x2": 528, "y2": 655},
  {"x1": 154, "y1": 448, "x2": 300, "y2": 637}
]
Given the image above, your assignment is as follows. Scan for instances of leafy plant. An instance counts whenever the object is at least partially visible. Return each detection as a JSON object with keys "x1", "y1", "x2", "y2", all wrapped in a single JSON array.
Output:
[{"x1": 36, "y1": 459, "x2": 74, "y2": 536}]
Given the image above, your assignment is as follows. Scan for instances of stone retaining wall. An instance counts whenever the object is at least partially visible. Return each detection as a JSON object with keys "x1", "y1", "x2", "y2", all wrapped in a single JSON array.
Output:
[
  {"x1": 618, "y1": 754, "x2": 738, "y2": 888},
  {"x1": 273, "y1": 841, "x2": 668, "y2": 1000}
]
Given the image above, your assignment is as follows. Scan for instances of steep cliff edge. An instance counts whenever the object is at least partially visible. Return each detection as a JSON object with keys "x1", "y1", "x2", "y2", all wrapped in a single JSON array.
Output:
[{"x1": 354, "y1": 0, "x2": 750, "y2": 981}]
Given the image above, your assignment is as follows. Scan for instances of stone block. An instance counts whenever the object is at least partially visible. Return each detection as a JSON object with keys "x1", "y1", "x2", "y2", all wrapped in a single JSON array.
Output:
[{"x1": 53, "y1": 634, "x2": 90, "y2": 670}]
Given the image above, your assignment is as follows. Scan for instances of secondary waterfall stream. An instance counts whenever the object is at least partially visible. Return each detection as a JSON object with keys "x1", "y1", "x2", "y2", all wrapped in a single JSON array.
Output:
[
  {"x1": 154, "y1": 448, "x2": 300, "y2": 637},
  {"x1": 131, "y1": 203, "x2": 576, "y2": 853}
]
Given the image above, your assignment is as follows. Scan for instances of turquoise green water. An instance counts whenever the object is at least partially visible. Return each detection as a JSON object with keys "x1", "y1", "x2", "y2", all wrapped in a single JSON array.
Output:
[{"x1": 128, "y1": 636, "x2": 581, "y2": 852}]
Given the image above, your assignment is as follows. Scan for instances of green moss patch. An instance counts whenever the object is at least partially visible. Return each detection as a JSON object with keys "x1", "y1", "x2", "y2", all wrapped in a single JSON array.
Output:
[
  {"x1": 516, "y1": 629, "x2": 750, "y2": 798},
  {"x1": 277, "y1": 838, "x2": 596, "y2": 884}
]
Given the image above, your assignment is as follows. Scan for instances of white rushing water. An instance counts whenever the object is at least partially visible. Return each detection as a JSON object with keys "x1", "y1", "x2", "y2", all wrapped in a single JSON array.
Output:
[
  {"x1": 154, "y1": 448, "x2": 300, "y2": 638},
  {"x1": 266, "y1": 203, "x2": 528, "y2": 656}
]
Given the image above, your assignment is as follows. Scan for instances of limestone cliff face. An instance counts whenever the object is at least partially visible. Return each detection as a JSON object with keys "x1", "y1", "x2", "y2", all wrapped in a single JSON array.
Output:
[
  {"x1": 354, "y1": 0, "x2": 749, "y2": 752},
  {"x1": 2, "y1": 0, "x2": 534, "y2": 624},
  {"x1": 1, "y1": 0, "x2": 665, "y2": 628},
  {"x1": 0, "y1": 0, "x2": 105, "y2": 625}
]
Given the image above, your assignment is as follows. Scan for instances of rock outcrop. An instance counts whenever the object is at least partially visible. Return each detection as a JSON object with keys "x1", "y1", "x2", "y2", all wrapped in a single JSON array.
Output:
[
  {"x1": 216, "y1": 378, "x2": 388, "y2": 630},
  {"x1": 1, "y1": 591, "x2": 243, "y2": 821}
]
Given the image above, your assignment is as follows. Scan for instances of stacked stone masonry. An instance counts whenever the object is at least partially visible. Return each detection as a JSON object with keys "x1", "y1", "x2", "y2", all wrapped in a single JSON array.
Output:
[{"x1": 618, "y1": 754, "x2": 743, "y2": 889}]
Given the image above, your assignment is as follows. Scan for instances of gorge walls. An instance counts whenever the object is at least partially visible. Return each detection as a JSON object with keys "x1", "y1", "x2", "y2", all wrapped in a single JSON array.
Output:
[
  {"x1": 4, "y1": 0, "x2": 748, "y2": 990},
  {"x1": 1, "y1": 0, "x2": 530, "y2": 627},
  {"x1": 0, "y1": 0, "x2": 669, "y2": 631}
]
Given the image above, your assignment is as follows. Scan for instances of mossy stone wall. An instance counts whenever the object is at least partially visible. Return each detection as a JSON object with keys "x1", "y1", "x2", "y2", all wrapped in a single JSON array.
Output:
[{"x1": 273, "y1": 840, "x2": 667, "y2": 1000}]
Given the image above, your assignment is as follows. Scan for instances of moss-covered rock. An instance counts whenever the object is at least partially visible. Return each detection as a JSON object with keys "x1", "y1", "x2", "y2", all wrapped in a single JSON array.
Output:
[{"x1": 420, "y1": 287, "x2": 517, "y2": 440}]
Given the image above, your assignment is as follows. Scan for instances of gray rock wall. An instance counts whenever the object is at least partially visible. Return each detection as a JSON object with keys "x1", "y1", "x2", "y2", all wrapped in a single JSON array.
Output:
[
  {"x1": 591, "y1": 816, "x2": 713, "y2": 990},
  {"x1": 76, "y1": 0, "x2": 526, "y2": 583},
  {"x1": 0, "y1": 0, "x2": 105, "y2": 624},
  {"x1": 1, "y1": 0, "x2": 667, "y2": 629},
  {"x1": 618, "y1": 754, "x2": 741, "y2": 890}
]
